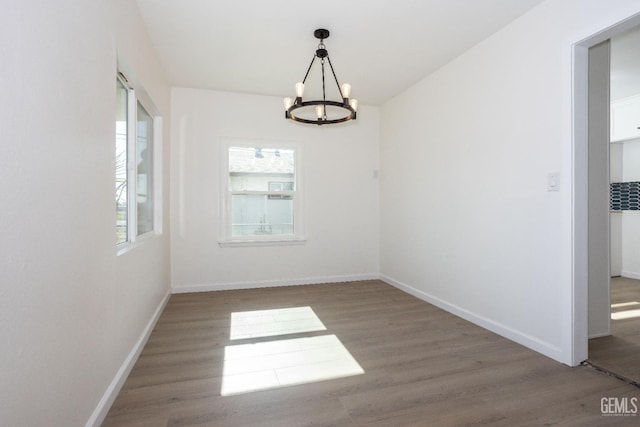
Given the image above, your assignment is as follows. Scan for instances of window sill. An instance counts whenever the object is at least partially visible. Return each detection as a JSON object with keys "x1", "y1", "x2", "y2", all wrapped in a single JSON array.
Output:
[
  {"x1": 218, "y1": 237, "x2": 307, "y2": 248},
  {"x1": 116, "y1": 231, "x2": 161, "y2": 256}
]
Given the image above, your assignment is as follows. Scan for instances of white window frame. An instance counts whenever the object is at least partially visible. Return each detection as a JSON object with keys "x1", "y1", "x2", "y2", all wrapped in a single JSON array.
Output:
[
  {"x1": 116, "y1": 72, "x2": 162, "y2": 254},
  {"x1": 219, "y1": 138, "x2": 305, "y2": 247}
]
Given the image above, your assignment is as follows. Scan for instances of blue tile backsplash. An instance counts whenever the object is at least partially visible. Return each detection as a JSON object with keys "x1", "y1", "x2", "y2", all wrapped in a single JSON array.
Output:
[{"x1": 610, "y1": 181, "x2": 640, "y2": 211}]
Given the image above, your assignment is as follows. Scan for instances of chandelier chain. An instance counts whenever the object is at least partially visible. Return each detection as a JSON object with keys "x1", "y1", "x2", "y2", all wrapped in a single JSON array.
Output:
[
  {"x1": 302, "y1": 54, "x2": 316, "y2": 85},
  {"x1": 326, "y1": 56, "x2": 343, "y2": 98},
  {"x1": 321, "y1": 59, "x2": 327, "y2": 118}
]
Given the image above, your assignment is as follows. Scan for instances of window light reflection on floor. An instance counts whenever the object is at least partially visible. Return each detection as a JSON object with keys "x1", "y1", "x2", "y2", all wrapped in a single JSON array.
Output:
[
  {"x1": 230, "y1": 306, "x2": 327, "y2": 340},
  {"x1": 611, "y1": 308, "x2": 640, "y2": 320},
  {"x1": 221, "y1": 334, "x2": 364, "y2": 396},
  {"x1": 222, "y1": 307, "x2": 364, "y2": 396},
  {"x1": 610, "y1": 301, "x2": 640, "y2": 320},
  {"x1": 610, "y1": 301, "x2": 640, "y2": 309}
]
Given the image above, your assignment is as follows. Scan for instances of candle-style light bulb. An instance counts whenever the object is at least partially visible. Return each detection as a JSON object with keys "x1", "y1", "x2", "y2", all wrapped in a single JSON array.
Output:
[
  {"x1": 316, "y1": 105, "x2": 324, "y2": 119},
  {"x1": 350, "y1": 99, "x2": 358, "y2": 112},
  {"x1": 295, "y1": 82, "x2": 305, "y2": 98},
  {"x1": 284, "y1": 97, "x2": 293, "y2": 110},
  {"x1": 341, "y1": 83, "x2": 351, "y2": 99}
]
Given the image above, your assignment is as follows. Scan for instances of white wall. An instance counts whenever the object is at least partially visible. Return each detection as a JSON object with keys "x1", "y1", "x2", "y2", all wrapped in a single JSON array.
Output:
[
  {"x1": 622, "y1": 139, "x2": 640, "y2": 278},
  {"x1": 170, "y1": 88, "x2": 379, "y2": 291},
  {"x1": 610, "y1": 143, "x2": 623, "y2": 277},
  {"x1": 0, "y1": 1, "x2": 171, "y2": 426},
  {"x1": 379, "y1": 0, "x2": 640, "y2": 365}
]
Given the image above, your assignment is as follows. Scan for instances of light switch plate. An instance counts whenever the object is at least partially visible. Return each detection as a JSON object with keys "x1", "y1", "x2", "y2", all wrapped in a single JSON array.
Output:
[{"x1": 547, "y1": 172, "x2": 560, "y2": 192}]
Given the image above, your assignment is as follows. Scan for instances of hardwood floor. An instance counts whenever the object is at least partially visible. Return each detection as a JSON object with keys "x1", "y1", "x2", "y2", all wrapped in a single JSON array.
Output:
[
  {"x1": 589, "y1": 276, "x2": 640, "y2": 384},
  {"x1": 103, "y1": 280, "x2": 639, "y2": 426}
]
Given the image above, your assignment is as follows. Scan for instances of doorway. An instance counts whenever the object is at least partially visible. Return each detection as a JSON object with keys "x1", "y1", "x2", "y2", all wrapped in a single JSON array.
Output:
[
  {"x1": 572, "y1": 11, "x2": 640, "y2": 365},
  {"x1": 587, "y1": 26, "x2": 640, "y2": 384}
]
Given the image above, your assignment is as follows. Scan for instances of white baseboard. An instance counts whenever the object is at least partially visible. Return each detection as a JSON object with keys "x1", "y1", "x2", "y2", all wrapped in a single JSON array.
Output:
[
  {"x1": 379, "y1": 274, "x2": 565, "y2": 363},
  {"x1": 85, "y1": 289, "x2": 171, "y2": 427},
  {"x1": 621, "y1": 271, "x2": 640, "y2": 280},
  {"x1": 171, "y1": 273, "x2": 379, "y2": 294},
  {"x1": 588, "y1": 331, "x2": 611, "y2": 339}
]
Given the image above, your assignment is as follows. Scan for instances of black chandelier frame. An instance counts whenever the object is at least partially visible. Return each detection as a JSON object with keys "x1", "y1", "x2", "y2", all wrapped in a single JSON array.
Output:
[{"x1": 285, "y1": 29, "x2": 357, "y2": 125}]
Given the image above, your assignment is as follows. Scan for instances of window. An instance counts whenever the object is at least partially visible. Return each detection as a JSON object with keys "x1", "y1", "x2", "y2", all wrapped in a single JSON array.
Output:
[
  {"x1": 115, "y1": 74, "x2": 158, "y2": 247},
  {"x1": 115, "y1": 78, "x2": 129, "y2": 244},
  {"x1": 220, "y1": 141, "x2": 304, "y2": 246},
  {"x1": 136, "y1": 102, "x2": 153, "y2": 235}
]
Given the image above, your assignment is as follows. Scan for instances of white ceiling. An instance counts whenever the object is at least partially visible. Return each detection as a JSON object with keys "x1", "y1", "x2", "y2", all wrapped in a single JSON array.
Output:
[{"x1": 135, "y1": 0, "x2": 545, "y2": 105}]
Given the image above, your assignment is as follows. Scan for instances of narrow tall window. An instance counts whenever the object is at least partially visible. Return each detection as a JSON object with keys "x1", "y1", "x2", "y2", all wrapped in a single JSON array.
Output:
[
  {"x1": 136, "y1": 102, "x2": 153, "y2": 235},
  {"x1": 115, "y1": 79, "x2": 129, "y2": 244},
  {"x1": 115, "y1": 73, "x2": 159, "y2": 248},
  {"x1": 221, "y1": 142, "x2": 304, "y2": 245}
]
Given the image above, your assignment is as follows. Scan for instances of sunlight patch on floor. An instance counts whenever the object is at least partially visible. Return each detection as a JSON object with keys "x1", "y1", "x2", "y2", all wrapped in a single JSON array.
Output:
[
  {"x1": 611, "y1": 308, "x2": 640, "y2": 320},
  {"x1": 611, "y1": 301, "x2": 640, "y2": 309},
  {"x1": 221, "y1": 334, "x2": 364, "y2": 396},
  {"x1": 229, "y1": 306, "x2": 326, "y2": 340}
]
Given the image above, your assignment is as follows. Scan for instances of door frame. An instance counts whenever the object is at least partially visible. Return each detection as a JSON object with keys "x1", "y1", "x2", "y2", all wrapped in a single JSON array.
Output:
[{"x1": 572, "y1": 15, "x2": 640, "y2": 366}]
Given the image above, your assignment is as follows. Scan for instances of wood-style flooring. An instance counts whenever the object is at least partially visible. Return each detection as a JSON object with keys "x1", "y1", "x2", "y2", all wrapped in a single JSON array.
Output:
[
  {"x1": 589, "y1": 276, "x2": 640, "y2": 385},
  {"x1": 103, "y1": 280, "x2": 639, "y2": 426}
]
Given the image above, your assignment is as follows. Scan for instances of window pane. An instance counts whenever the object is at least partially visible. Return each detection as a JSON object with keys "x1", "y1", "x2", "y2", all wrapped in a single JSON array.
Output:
[
  {"x1": 115, "y1": 79, "x2": 128, "y2": 244},
  {"x1": 228, "y1": 147, "x2": 295, "y2": 191},
  {"x1": 231, "y1": 194, "x2": 293, "y2": 236},
  {"x1": 136, "y1": 102, "x2": 153, "y2": 235}
]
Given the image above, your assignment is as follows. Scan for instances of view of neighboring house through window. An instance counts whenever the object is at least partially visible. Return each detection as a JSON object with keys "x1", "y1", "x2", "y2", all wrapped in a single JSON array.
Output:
[
  {"x1": 225, "y1": 145, "x2": 299, "y2": 241},
  {"x1": 115, "y1": 74, "x2": 157, "y2": 246}
]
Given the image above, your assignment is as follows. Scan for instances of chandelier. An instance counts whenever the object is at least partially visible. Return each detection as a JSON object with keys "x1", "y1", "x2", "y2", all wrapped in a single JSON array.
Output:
[{"x1": 284, "y1": 29, "x2": 358, "y2": 125}]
